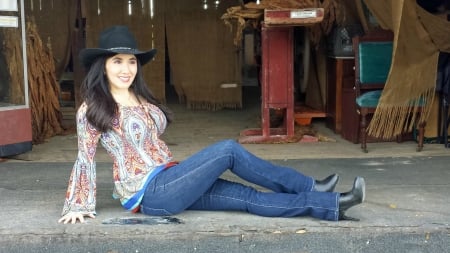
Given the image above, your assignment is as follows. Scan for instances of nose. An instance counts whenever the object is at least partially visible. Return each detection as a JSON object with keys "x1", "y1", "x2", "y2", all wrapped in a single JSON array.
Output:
[{"x1": 121, "y1": 62, "x2": 133, "y2": 73}]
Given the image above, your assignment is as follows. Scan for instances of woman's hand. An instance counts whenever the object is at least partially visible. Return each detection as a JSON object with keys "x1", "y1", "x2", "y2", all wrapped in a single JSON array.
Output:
[{"x1": 58, "y1": 212, "x2": 95, "y2": 224}]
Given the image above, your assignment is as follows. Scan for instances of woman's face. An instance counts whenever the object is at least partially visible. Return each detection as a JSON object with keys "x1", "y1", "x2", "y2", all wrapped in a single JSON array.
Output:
[{"x1": 105, "y1": 53, "x2": 138, "y2": 93}]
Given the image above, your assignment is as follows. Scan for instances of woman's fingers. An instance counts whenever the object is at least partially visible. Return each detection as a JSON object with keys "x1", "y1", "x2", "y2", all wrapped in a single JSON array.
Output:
[
  {"x1": 58, "y1": 212, "x2": 94, "y2": 224},
  {"x1": 73, "y1": 214, "x2": 83, "y2": 224}
]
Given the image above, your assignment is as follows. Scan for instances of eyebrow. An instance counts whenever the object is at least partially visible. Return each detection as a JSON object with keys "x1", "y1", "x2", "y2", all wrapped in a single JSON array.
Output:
[{"x1": 111, "y1": 55, "x2": 137, "y2": 61}]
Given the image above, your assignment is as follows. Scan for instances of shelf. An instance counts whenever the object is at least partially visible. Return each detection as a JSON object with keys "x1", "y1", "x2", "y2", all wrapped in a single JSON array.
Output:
[{"x1": 294, "y1": 105, "x2": 326, "y2": 126}]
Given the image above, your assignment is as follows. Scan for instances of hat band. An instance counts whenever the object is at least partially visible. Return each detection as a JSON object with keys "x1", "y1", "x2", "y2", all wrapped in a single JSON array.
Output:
[{"x1": 108, "y1": 47, "x2": 138, "y2": 52}]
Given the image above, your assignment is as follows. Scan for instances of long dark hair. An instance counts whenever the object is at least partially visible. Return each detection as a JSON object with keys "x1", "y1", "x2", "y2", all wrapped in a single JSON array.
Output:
[{"x1": 80, "y1": 55, "x2": 173, "y2": 132}]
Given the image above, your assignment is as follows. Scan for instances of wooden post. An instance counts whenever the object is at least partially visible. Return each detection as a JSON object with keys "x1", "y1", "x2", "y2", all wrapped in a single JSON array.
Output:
[{"x1": 72, "y1": 0, "x2": 86, "y2": 109}]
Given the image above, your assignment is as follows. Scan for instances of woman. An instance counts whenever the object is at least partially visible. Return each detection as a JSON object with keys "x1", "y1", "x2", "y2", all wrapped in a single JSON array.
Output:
[{"x1": 58, "y1": 26, "x2": 365, "y2": 224}]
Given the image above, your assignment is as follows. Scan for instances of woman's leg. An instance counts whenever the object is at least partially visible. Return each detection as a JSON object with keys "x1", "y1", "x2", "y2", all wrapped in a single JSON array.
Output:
[
  {"x1": 189, "y1": 139, "x2": 315, "y2": 193},
  {"x1": 188, "y1": 179, "x2": 339, "y2": 221},
  {"x1": 141, "y1": 140, "x2": 335, "y2": 219}
]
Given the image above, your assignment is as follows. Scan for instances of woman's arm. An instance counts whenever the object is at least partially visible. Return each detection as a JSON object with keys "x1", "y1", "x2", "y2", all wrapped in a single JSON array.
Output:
[{"x1": 59, "y1": 103, "x2": 101, "y2": 224}]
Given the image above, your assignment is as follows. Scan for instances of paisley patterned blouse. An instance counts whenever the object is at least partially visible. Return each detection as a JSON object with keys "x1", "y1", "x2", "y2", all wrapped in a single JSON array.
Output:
[{"x1": 61, "y1": 102, "x2": 173, "y2": 216}]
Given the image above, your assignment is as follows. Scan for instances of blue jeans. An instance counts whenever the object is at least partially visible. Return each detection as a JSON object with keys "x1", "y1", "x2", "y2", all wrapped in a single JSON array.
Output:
[{"x1": 140, "y1": 139, "x2": 339, "y2": 221}]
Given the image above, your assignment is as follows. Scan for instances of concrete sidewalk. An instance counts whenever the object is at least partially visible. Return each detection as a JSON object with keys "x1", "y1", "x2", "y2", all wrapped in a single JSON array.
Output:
[
  {"x1": 0, "y1": 156, "x2": 449, "y2": 252},
  {"x1": 1, "y1": 103, "x2": 449, "y2": 252}
]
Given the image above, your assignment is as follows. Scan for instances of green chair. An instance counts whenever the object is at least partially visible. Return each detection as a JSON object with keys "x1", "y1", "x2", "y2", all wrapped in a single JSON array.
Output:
[{"x1": 353, "y1": 31, "x2": 425, "y2": 152}]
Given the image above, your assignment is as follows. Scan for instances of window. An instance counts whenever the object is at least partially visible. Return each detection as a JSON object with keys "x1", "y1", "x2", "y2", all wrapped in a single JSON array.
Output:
[{"x1": 0, "y1": 0, "x2": 27, "y2": 108}]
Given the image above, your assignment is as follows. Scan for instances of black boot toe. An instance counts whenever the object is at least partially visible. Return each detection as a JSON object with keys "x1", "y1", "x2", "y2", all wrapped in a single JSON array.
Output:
[{"x1": 338, "y1": 176, "x2": 365, "y2": 221}]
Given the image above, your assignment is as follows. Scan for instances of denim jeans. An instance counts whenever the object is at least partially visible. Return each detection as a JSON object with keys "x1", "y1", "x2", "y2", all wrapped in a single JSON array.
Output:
[{"x1": 140, "y1": 139, "x2": 339, "y2": 221}]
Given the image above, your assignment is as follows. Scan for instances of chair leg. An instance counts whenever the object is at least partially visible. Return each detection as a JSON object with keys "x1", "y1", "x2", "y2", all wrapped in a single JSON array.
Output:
[
  {"x1": 416, "y1": 121, "x2": 425, "y2": 152},
  {"x1": 445, "y1": 118, "x2": 450, "y2": 148},
  {"x1": 444, "y1": 103, "x2": 449, "y2": 148},
  {"x1": 437, "y1": 93, "x2": 444, "y2": 144},
  {"x1": 396, "y1": 134, "x2": 403, "y2": 143},
  {"x1": 360, "y1": 112, "x2": 368, "y2": 153}
]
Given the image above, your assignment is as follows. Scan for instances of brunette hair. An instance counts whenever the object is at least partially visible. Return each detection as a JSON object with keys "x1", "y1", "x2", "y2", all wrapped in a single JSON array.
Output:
[{"x1": 80, "y1": 55, "x2": 173, "y2": 132}]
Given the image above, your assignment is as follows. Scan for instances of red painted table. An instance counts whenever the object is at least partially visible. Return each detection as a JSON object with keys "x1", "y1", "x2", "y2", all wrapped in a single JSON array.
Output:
[{"x1": 239, "y1": 8, "x2": 324, "y2": 143}]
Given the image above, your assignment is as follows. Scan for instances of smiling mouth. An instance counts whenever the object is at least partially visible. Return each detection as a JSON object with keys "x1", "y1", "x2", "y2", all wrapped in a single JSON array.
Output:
[{"x1": 119, "y1": 76, "x2": 131, "y2": 82}]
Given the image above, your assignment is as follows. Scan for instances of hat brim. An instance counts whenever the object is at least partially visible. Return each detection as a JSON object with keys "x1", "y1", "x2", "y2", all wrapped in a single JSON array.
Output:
[{"x1": 80, "y1": 48, "x2": 157, "y2": 68}]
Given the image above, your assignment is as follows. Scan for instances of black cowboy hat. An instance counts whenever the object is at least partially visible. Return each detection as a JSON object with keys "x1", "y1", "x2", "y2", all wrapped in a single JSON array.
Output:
[{"x1": 79, "y1": 25, "x2": 157, "y2": 68}]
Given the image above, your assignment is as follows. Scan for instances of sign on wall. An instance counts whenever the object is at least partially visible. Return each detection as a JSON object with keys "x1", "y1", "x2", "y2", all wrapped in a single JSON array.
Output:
[
  {"x1": 0, "y1": 16, "x2": 18, "y2": 27},
  {"x1": 0, "y1": 0, "x2": 18, "y2": 11}
]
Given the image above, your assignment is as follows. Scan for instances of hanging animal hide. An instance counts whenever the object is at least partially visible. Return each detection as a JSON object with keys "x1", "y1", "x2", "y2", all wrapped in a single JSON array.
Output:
[{"x1": 363, "y1": 0, "x2": 450, "y2": 139}]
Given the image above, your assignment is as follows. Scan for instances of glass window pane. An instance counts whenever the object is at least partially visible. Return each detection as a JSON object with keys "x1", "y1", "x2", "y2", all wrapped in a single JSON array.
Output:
[{"x1": 0, "y1": 3, "x2": 26, "y2": 107}]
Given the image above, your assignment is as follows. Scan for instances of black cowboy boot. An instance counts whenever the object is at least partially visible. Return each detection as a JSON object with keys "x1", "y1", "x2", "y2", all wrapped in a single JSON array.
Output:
[
  {"x1": 338, "y1": 176, "x2": 366, "y2": 221},
  {"x1": 314, "y1": 173, "x2": 340, "y2": 192}
]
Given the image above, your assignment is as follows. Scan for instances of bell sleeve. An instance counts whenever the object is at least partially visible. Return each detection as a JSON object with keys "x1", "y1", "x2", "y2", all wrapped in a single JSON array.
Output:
[{"x1": 61, "y1": 103, "x2": 101, "y2": 216}]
